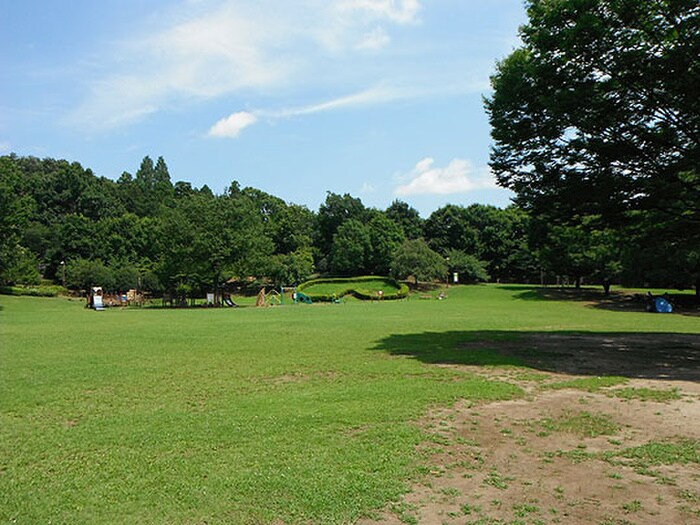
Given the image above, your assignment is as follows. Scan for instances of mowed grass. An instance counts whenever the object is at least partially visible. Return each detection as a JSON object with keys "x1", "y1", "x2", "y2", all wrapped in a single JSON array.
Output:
[
  {"x1": 1, "y1": 285, "x2": 698, "y2": 524},
  {"x1": 300, "y1": 278, "x2": 402, "y2": 297}
]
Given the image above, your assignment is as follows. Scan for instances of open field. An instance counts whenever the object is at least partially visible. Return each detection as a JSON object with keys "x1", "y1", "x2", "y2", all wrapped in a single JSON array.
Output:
[{"x1": 1, "y1": 285, "x2": 699, "y2": 524}]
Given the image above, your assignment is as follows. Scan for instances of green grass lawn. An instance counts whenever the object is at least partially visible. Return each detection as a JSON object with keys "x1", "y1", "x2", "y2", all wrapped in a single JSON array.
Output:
[
  {"x1": 298, "y1": 276, "x2": 405, "y2": 300},
  {"x1": 1, "y1": 285, "x2": 698, "y2": 524}
]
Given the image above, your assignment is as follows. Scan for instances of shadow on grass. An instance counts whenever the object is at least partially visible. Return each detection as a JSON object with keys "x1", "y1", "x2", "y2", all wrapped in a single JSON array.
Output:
[
  {"x1": 498, "y1": 285, "x2": 699, "y2": 316},
  {"x1": 374, "y1": 330, "x2": 700, "y2": 382}
]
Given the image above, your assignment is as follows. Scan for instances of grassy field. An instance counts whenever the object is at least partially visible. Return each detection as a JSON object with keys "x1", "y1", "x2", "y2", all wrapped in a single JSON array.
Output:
[{"x1": 1, "y1": 285, "x2": 698, "y2": 524}]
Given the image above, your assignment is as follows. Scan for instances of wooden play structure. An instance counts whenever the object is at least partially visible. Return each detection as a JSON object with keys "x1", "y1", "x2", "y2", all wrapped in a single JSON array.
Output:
[{"x1": 89, "y1": 287, "x2": 145, "y2": 309}]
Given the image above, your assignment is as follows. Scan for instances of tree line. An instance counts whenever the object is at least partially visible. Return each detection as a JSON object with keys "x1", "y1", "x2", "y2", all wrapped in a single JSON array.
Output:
[
  {"x1": 0, "y1": 154, "x2": 535, "y2": 294},
  {"x1": 0, "y1": 150, "x2": 695, "y2": 297}
]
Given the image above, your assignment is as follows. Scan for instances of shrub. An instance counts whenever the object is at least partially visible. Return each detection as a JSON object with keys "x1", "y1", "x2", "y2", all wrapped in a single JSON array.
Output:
[{"x1": 0, "y1": 284, "x2": 66, "y2": 297}]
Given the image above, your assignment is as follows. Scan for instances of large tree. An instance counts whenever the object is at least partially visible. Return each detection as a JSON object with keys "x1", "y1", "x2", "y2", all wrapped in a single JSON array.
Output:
[
  {"x1": 391, "y1": 239, "x2": 448, "y2": 285},
  {"x1": 366, "y1": 212, "x2": 406, "y2": 275},
  {"x1": 158, "y1": 191, "x2": 273, "y2": 295},
  {"x1": 423, "y1": 205, "x2": 479, "y2": 255},
  {"x1": 385, "y1": 199, "x2": 423, "y2": 240},
  {"x1": 486, "y1": 0, "x2": 700, "y2": 293},
  {"x1": 315, "y1": 192, "x2": 368, "y2": 262},
  {"x1": 330, "y1": 219, "x2": 371, "y2": 276}
]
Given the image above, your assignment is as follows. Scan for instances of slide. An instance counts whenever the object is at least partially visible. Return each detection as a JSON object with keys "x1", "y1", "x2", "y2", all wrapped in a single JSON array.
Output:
[
  {"x1": 224, "y1": 297, "x2": 239, "y2": 307},
  {"x1": 295, "y1": 292, "x2": 313, "y2": 304}
]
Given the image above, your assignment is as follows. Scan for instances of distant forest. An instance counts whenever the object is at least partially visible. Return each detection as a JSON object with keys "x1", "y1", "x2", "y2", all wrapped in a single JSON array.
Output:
[{"x1": 0, "y1": 154, "x2": 697, "y2": 296}]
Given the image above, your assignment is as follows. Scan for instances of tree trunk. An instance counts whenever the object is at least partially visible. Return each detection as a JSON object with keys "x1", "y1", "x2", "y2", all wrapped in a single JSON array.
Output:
[
  {"x1": 575, "y1": 276, "x2": 581, "y2": 289},
  {"x1": 603, "y1": 280, "x2": 611, "y2": 296}
]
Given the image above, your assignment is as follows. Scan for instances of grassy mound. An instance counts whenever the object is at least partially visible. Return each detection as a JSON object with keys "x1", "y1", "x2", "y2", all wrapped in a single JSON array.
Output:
[{"x1": 297, "y1": 276, "x2": 409, "y2": 301}]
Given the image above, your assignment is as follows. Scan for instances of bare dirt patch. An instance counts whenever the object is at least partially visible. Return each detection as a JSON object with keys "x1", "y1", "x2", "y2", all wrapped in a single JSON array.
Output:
[{"x1": 361, "y1": 334, "x2": 700, "y2": 525}]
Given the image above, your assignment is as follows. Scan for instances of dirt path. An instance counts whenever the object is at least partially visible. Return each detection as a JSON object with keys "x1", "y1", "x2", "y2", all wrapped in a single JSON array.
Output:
[{"x1": 361, "y1": 334, "x2": 700, "y2": 525}]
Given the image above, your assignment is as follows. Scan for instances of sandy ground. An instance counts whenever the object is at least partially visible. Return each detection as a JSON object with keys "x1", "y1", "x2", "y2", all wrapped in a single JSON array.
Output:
[{"x1": 360, "y1": 333, "x2": 700, "y2": 525}]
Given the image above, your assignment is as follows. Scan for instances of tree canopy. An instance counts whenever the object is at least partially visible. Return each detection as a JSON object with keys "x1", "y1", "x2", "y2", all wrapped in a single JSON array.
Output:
[{"x1": 485, "y1": 0, "x2": 700, "y2": 293}]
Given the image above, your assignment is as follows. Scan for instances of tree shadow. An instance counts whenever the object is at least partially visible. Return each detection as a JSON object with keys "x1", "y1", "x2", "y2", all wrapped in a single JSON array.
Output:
[
  {"x1": 373, "y1": 330, "x2": 700, "y2": 382},
  {"x1": 500, "y1": 286, "x2": 699, "y2": 316},
  {"x1": 407, "y1": 282, "x2": 445, "y2": 293}
]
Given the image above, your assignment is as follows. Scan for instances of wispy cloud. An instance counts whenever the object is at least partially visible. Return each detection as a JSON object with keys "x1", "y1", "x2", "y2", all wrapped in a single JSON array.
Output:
[
  {"x1": 269, "y1": 85, "x2": 400, "y2": 118},
  {"x1": 338, "y1": 0, "x2": 421, "y2": 25},
  {"x1": 356, "y1": 26, "x2": 391, "y2": 51},
  {"x1": 208, "y1": 85, "x2": 404, "y2": 138},
  {"x1": 68, "y1": 0, "x2": 425, "y2": 131},
  {"x1": 394, "y1": 157, "x2": 497, "y2": 196}
]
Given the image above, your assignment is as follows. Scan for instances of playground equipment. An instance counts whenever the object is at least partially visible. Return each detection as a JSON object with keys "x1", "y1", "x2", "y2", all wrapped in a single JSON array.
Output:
[
  {"x1": 266, "y1": 289, "x2": 282, "y2": 306},
  {"x1": 89, "y1": 286, "x2": 105, "y2": 311},
  {"x1": 126, "y1": 289, "x2": 144, "y2": 307},
  {"x1": 223, "y1": 294, "x2": 238, "y2": 307},
  {"x1": 294, "y1": 291, "x2": 313, "y2": 304},
  {"x1": 254, "y1": 286, "x2": 306, "y2": 307},
  {"x1": 254, "y1": 288, "x2": 285, "y2": 307}
]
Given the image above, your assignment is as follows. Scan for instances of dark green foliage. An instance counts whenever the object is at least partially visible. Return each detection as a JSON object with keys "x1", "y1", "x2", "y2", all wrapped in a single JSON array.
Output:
[
  {"x1": 1, "y1": 248, "x2": 41, "y2": 285},
  {"x1": 486, "y1": 0, "x2": 700, "y2": 294},
  {"x1": 536, "y1": 220, "x2": 622, "y2": 291},
  {"x1": 315, "y1": 192, "x2": 368, "y2": 257},
  {"x1": 270, "y1": 204, "x2": 315, "y2": 254},
  {"x1": 366, "y1": 213, "x2": 406, "y2": 275},
  {"x1": 391, "y1": 239, "x2": 448, "y2": 284},
  {"x1": 113, "y1": 264, "x2": 140, "y2": 292},
  {"x1": 424, "y1": 204, "x2": 479, "y2": 255},
  {"x1": 0, "y1": 157, "x2": 34, "y2": 284},
  {"x1": 66, "y1": 258, "x2": 115, "y2": 291},
  {"x1": 157, "y1": 191, "x2": 273, "y2": 294},
  {"x1": 330, "y1": 219, "x2": 371, "y2": 276},
  {"x1": 445, "y1": 249, "x2": 490, "y2": 283},
  {"x1": 266, "y1": 248, "x2": 315, "y2": 286},
  {"x1": 423, "y1": 204, "x2": 537, "y2": 282},
  {"x1": 385, "y1": 199, "x2": 423, "y2": 239}
]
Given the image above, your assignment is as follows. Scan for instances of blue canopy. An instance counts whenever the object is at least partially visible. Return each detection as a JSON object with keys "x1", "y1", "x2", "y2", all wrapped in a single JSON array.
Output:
[{"x1": 654, "y1": 297, "x2": 673, "y2": 313}]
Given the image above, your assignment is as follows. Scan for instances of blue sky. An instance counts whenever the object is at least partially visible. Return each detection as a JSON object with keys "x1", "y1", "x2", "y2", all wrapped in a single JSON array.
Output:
[{"x1": 1, "y1": 0, "x2": 526, "y2": 216}]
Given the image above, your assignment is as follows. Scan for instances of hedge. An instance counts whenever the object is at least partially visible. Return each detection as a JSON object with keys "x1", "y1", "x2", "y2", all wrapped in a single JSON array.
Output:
[
  {"x1": 0, "y1": 284, "x2": 66, "y2": 297},
  {"x1": 297, "y1": 276, "x2": 409, "y2": 302}
]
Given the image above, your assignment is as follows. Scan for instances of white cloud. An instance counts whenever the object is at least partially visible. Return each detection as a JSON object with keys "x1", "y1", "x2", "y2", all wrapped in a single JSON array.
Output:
[
  {"x1": 208, "y1": 111, "x2": 258, "y2": 138},
  {"x1": 0, "y1": 141, "x2": 11, "y2": 153},
  {"x1": 394, "y1": 157, "x2": 497, "y2": 196}
]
